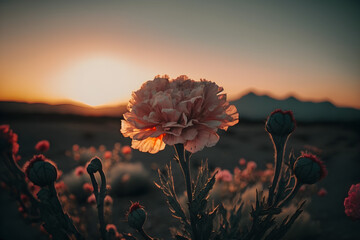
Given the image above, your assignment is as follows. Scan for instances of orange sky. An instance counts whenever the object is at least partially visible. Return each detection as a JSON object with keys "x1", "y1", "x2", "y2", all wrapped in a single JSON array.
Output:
[{"x1": 1, "y1": 1, "x2": 359, "y2": 108}]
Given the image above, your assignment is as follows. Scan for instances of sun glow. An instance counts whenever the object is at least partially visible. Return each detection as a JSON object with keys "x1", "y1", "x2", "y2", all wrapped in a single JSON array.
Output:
[{"x1": 51, "y1": 56, "x2": 153, "y2": 107}]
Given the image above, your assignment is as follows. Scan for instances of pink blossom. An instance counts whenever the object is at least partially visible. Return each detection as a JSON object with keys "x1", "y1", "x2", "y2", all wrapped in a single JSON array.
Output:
[
  {"x1": 104, "y1": 195, "x2": 113, "y2": 205},
  {"x1": 75, "y1": 166, "x2": 86, "y2": 176},
  {"x1": 239, "y1": 158, "x2": 246, "y2": 166},
  {"x1": 299, "y1": 185, "x2": 306, "y2": 192},
  {"x1": 317, "y1": 188, "x2": 327, "y2": 197},
  {"x1": 83, "y1": 183, "x2": 94, "y2": 193},
  {"x1": 0, "y1": 125, "x2": 19, "y2": 155},
  {"x1": 55, "y1": 181, "x2": 66, "y2": 191},
  {"x1": 344, "y1": 183, "x2": 360, "y2": 221},
  {"x1": 35, "y1": 140, "x2": 50, "y2": 152},
  {"x1": 121, "y1": 145, "x2": 132, "y2": 155},
  {"x1": 121, "y1": 75, "x2": 239, "y2": 154},
  {"x1": 104, "y1": 151, "x2": 112, "y2": 159},
  {"x1": 72, "y1": 144, "x2": 80, "y2": 152},
  {"x1": 246, "y1": 161, "x2": 257, "y2": 171},
  {"x1": 216, "y1": 169, "x2": 233, "y2": 182},
  {"x1": 87, "y1": 194, "x2": 96, "y2": 204}
]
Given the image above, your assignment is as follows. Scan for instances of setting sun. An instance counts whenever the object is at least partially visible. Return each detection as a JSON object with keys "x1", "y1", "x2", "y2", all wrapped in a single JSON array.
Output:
[{"x1": 50, "y1": 56, "x2": 154, "y2": 107}]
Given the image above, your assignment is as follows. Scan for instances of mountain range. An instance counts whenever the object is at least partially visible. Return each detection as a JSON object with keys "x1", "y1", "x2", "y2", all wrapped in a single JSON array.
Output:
[
  {"x1": 232, "y1": 92, "x2": 360, "y2": 122},
  {"x1": 1, "y1": 92, "x2": 359, "y2": 122}
]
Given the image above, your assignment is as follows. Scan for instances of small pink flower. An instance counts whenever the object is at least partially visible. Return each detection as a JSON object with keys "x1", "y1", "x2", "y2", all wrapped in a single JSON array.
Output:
[
  {"x1": 72, "y1": 144, "x2": 80, "y2": 152},
  {"x1": 121, "y1": 173, "x2": 131, "y2": 183},
  {"x1": 104, "y1": 151, "x2": 112, "y2": 159},
  {"x1": 89, "y1": 146, "x2": 97, "y2": 153},
  {"x1": 0, "y1": 125, "x2": 19, "y2": 155},
  {"x1": 55, "y1": 181, "x2": 66, "y2": 191},
  {"x1": 104, "y1": 195, "x2": 113, "y2": 205},
  {"x1": 246, "y1": 161, "x2": 257, "y2": 171},
  {"x1": 216, "y1": 169, "x2": 233, "y2": 182},
  {"x1": 239, "y1": 158, "x2": 246, "y2": 166},
  {"x1": 263, "y1": 169, "x2": 273, "y2": 177},
  {"x1": 299, "y1": 185, "x2": 306, "y2": 192},
  {"x1": 83, "y1": 183, "x2": 94, "y2": 193},
  {"x1": 121, "y1": 145, "x2": 132, "y2": 155},
  {"x1": 18, "y1": 206, "x2": 24, "y2": 213},
  {"x1": 317, "y1": 188, "x2": 327, "y2": 197},
  {"x1": 20, "y1": 194, "x2": 29, "y2": 203},
  {"x1": 87, "y1": 194, "x2": 96, "y2": 204},
  {"x1": 74, "y1": 166, "x2": 86, "y2": 176},
  {"x1": 35, "y1": 140, "x2": 50, "y2": 152},
  {"x1": 344, "y1": 183, "x2": 360, "y2": 221},
  {"x1": 121, "y1": 75, "x2": 239, "y2": 154}
]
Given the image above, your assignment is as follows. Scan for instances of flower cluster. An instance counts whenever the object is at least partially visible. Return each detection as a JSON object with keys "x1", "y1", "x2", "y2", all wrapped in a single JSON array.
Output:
[
  {"x1": 121, "y1": 75, "x2": 239, "y2": 153},
  {"x1": 0, "y1": 124, "x2": 19, "y2": 155},
  {"x1": 344, "y1": 183, "x2": 360, "y2": 221}
]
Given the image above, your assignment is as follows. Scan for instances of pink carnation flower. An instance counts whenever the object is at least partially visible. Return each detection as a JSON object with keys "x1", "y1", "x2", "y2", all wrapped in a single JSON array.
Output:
[
  {"x1": 216, "y1": 169, "x2": 233, "y2": 182},
  {"x1": 344, "y1": 183, "x2": 360, "y2": 221},
  {"x1": 121, "y1": 75, "x2": 239, "y2": 153},
  {"x1": 35, "y1": 140, "x2": 50, "y2": 152}
]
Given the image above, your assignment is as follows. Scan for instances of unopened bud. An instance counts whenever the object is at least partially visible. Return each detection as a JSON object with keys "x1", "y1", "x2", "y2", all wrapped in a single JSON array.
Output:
[
  {"x1": 266, "y1": 109, "x2": 296, "y2": 136},
  {"x1": 24, "y1": 155, "x2": 57, "y2": 187},
  {"x1": 293, "y1": 153, "x2": 327, "y2": 184},
  {"x1": 127, "y1": 202, "x2": 146, "y2": 230},
  {"x1": 86, "y1": 157, "x2": 102, "y2": 174}
]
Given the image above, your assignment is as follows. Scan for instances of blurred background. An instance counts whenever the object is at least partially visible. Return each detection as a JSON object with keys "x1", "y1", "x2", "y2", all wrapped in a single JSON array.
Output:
[{"x1": 0, "y1": 0, "x2": 359, "y2": 239}]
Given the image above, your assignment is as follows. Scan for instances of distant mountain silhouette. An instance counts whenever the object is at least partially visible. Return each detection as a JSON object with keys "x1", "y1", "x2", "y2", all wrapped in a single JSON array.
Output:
[
  {"x1": 231, "y1": 92, "x2": 360, "y2": 122},
  {"x1": 1, "y1": 93, "x2": 360, "y2": 122},
  {"x1": 0, "y1": 101, "x2": 127, "y2": 118}
]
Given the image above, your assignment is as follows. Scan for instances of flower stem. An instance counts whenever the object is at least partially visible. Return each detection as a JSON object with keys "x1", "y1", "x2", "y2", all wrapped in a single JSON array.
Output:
[
  {"x1": 174, "y1": 144, "x2": 198, "y2": 240},
  {"x1": 49, "y1": 184, "x2": 84, "y2": 240},
  {"x1": 278, "y1": 180, "x2": 301, "y2": 208},
  {"x1": 89, "y1": 169, "x2": 108, "y2": 240},
  {"x1": 268, "y1": 135, "x2": 287, "y2": 206},
  {"x1": 138, "y1": 228, "x2": 153, "y2": 240}
]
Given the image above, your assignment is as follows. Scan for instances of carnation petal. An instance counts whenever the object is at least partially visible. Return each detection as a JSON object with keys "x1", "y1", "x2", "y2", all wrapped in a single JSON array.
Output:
[{"x1": 131, "y1": 135, "x2": 166, "y2": 154}]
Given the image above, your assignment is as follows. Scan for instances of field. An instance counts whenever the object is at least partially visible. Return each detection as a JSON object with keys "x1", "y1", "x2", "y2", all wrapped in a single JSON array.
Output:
[{"x1": 1, "y1": 116, "x2": 359, "y2": 240}]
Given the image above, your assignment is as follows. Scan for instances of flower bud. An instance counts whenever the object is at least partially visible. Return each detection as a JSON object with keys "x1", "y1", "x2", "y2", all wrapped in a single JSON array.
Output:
[
  {"x1": 265, "y1": 109, "x2": 296, "y2": 136},
  {"x1": 24, "y1": 155, "x2": 58, "y2": 187},
  {"x1": 293, "y1": 153, "x2": 327, "y2": 184},
  {"x1": 86, "y1": 157, "x2": 102, "y2": 174},
  {"x1": 127, "y1": 202, "x2": 146, "y2": 230}
]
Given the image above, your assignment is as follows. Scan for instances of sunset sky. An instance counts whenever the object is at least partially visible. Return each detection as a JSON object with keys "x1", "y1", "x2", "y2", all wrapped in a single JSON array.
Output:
[{"x1": 0, "y1": 0, "x2": 359, "y2": 108}]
